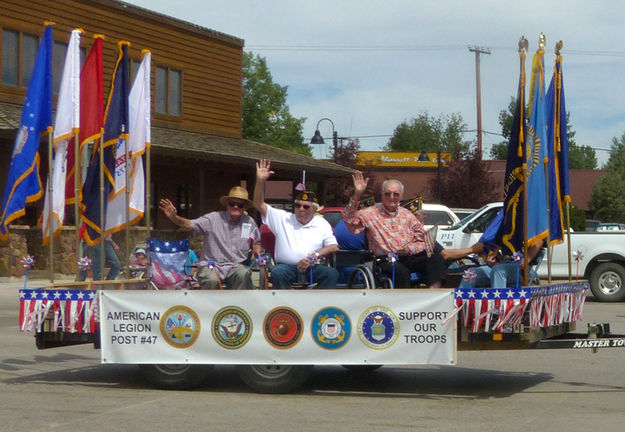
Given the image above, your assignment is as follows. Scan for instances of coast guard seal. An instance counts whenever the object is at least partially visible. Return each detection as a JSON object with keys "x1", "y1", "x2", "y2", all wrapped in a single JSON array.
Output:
[
  {"x1": 311, "y1": 306, "x2": 351, "y2": 350},
  {"x1": 212, "y1": 306, "x2": 252, "y2": 349},
  {"x1": 263, "y1": 307, "x2": 303, "y2": 349},
  {"x1": 357, "y1": 306, "x2": 399, "y2": 350},
  {"x1": 160, "y1": 305, "x2": 201, "y2": 348}
]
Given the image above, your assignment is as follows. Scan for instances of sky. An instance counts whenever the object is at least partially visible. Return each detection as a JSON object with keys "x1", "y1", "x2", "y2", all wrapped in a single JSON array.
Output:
[{"x1": 125, "y1": 0, "x2": 625, "y2": 166}]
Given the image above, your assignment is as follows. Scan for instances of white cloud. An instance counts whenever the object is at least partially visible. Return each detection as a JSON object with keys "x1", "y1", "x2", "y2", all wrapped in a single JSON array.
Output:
[{"x1": 126, "y1": 0, "x2": 625, "y2": 166}]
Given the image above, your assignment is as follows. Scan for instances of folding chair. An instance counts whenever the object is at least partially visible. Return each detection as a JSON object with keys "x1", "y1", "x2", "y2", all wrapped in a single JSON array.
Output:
[{"x1": 147, "y1": 238, "x2": 197, "y2": 290}]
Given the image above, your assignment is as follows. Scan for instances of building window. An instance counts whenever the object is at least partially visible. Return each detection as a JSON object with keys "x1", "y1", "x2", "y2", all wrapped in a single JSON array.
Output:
[
  {"x1": 52, "y1": 40, "x2": 67, "y2": 94},
  {"x1": 156, "y1": 65, "x2": 181, "y2": 116},
  {"x1": 177, "y1": 184, "x2": 192, "y2": 218},
  {"x1": 1, "y1": 29, "x2": 38, "y2": 88}
]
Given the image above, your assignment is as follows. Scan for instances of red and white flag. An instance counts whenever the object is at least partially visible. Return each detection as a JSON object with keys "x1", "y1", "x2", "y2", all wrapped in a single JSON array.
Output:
[{"x1": 41, "y1": 29, "x2": 81, "y2": 244}]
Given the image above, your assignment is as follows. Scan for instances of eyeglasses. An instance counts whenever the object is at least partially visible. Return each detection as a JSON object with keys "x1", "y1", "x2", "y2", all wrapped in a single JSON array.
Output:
[
  {"x1": 294, "y1": 203, "x2": 311, "y2": 210},
  {"x1": 383, "y1": 191, "x2": 401, "y2": 198},
  {"x1": 228, "y1": 201, "x2": 246, "y2": 208}
]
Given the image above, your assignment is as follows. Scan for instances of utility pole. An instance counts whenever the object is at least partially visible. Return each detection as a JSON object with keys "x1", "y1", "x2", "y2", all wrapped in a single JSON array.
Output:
[{"x1": 469, "y1": 46, "x2": 490, "y2": 159}]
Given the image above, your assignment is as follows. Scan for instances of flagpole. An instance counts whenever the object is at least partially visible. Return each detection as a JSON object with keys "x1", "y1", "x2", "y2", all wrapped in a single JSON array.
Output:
[
  {"x1": 519, "y1": 37, "x2": 529, "y2": 286},
  {"x1": 144, "y1": 49, "x2": 152, "y2": 244},
  {"x1": 146, "y1": 139, "x2": 151, "y2": 240},
  {"x1": 124, "y1": 124, "x2": 130, "y2": 279},
  {"x1": 543, "y1": 158, "x2": 552, "y2": 283},
  {"x1": 74, "y1": 130, "x2": 81, "y2": 280},
  {"x1": 566, "y1": 202, "x2": 572, "y2": 281},
  {"x1": 99, "y1": 133, "x2": 105, "y2": 279},
  {"x1": 47, "y1": 127, "x2": 54, "y2": 283}
]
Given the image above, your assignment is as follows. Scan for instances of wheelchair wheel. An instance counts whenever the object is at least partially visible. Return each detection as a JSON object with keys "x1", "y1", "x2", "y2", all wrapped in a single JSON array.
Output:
[
  {"x1": 347, "y1": 265, "x2": 375, "y2": 289},
  {"x1": 378, "y1": 275, "x2": 394, "y2": 289}
]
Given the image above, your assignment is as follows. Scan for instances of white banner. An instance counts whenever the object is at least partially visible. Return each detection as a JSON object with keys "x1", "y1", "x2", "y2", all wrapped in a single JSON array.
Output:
[{"x1": 100, "y1": 289, "x2": 456, "y2": 365}]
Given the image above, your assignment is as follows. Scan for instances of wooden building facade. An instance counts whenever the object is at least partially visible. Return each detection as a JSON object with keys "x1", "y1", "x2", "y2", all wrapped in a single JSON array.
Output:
[{"x1": 0, "y1": 0, "x2": 352, "y2": 276}]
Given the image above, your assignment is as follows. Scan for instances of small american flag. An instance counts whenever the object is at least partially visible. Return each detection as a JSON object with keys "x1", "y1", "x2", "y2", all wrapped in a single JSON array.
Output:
[{"x1": 19, "y1": 289, "x2": 99, "y2": 333}]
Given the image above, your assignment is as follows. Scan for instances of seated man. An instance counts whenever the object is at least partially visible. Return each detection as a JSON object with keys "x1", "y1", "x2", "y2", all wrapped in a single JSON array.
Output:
[
  {"x1": 343, "y1": 172, "x2": 448, "y2": 288},
  {"x1": 158, "y1": 186, "x2": 260, "y2": 290},
  {"x1": 254, "y1": 159, "x2": 339, "y2": 289}
]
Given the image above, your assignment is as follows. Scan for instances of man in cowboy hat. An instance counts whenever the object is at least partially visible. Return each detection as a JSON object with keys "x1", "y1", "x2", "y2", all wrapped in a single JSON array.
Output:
[
  {"x1": 158, "y1": 185, "x2": 260, "y2": 289},
  {"x1": 253, "y1": 159, "x2": 339, "y2": 289}
]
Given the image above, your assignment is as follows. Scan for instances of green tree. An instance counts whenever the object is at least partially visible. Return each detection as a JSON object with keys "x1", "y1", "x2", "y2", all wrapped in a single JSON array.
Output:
[
  {"x1": 385, "y1": 112, "x2": 469, "y2": 154},
  {"x1": 492, "y1": 98, "x2": 597, "y2": 170},
  {"x1": 242, "y1": 52, "x2": 310, "y2": 155},
  {"x1": 425, "y1": 149, "x2": 499, "y2": 207},
  {"x1": 489, "y1": 98, "x2": 515, "y2": 159},
  {"x1": 589, "y1": 134, "x2": 625, "y2": 222}
]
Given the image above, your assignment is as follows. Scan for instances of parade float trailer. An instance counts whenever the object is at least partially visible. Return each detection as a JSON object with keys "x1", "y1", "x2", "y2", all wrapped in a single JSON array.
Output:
[{"x1": 19, "y1": 278, "x2": 624, "y2": 394}]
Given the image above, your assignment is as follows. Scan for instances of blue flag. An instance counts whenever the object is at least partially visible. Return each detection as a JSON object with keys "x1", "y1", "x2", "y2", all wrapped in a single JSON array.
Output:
[
  {"x1": 525, "y1": 48, "x2": 549, "y2": 248},
  {"x1": 0, "y1": 25, "x2": 53, "y2": 241},
  {"x1": 546, "y1": 55, "x2": 570, "y2": 245},
  {"x1": 81, "y1": 42, "x2": 130, "y2": 245},
  {"x1": 499, "y1": 49, "x2": 527, "y2": 256}
]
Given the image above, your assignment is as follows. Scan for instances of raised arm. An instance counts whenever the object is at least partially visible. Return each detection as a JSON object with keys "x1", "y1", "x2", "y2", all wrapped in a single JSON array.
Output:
[
  {"x1": 158, "y1": 198, "x2": 193, "y2": 231},
  {"x1": 253, "y1": 159, "x2": 274, "y2": 217},
  {"x1": 350, "y1": 171, "x2": 369, "y2": 202}
]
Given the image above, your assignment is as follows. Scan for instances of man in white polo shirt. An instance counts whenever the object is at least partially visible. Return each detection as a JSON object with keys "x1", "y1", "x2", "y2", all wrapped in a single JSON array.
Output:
[{"x1": 253, "y1": 159, "x2": 339, "y2": 289}]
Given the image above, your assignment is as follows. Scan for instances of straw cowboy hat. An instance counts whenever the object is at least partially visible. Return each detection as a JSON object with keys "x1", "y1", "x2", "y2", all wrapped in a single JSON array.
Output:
[{"x1": 219, "y1": 186, "x2": 253, "y2": 208}]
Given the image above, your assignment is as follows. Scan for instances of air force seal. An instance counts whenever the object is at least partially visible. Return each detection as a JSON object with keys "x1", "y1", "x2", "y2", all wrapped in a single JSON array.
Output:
[
  {"x1": 160, "y1": 305, "x2": 201, "y2": 348},
  {"x1": 212, "y1": 306, "x2": 252, "y2": 349},
  {"x1": 311, "y1": 306, "x2": 351, "y2": 350},
  {"x1": 263, "y1": 307, "x2": 303, "y2": 349},
  {"x1": 357, "y1": 306, "x2": 399, "y2": 350}
]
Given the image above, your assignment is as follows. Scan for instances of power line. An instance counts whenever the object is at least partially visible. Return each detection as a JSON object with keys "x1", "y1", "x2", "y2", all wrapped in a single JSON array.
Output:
[{"x1": 247, "y1": 44, "x2": 625, "y2": 58}]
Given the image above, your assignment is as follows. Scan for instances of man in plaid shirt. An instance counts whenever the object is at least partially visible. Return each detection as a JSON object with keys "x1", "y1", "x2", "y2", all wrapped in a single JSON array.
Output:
[{"x1": 343, "y1": 171, "x2": 448, "y2": 288}]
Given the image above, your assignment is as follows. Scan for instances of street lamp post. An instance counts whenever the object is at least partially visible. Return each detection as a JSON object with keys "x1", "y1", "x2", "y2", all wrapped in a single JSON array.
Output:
[{"x1": 310, "y1": 118, "x2": 338, "y2": 162}]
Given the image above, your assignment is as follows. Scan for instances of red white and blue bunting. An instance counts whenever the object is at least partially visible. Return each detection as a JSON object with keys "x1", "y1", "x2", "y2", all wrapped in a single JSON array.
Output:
[
  {"x1": 454, "y1": 281, "x2": 588, "y2": 333},
  {"x1": 19, "y1": 289, "x2": 99, "y2": 333}
]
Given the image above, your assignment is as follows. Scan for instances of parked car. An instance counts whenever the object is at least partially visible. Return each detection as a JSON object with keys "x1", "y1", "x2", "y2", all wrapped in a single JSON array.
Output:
[
  {"x1": 596, "y1": 223, "x2": 625, "y2": 232},
  {"x1": 451, "y1": 208, "x2": 477, "y2": 220},
  {"x1": 585, "y1": 219, "x2": 601, "y2": 231}
]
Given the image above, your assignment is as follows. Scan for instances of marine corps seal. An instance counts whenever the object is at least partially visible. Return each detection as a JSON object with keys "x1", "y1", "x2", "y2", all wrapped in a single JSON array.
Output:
[
  {"x1": 263, "y1": 306, "x2": 303, "y2": 349},
  {"x1": 311, "y1": 306, "x2": 351, "y2": 350},
  {"x1": 357, "y1": 305, "x2": 399, "y2": 350},
  {"x1": 160, "y1": 305, "x2": 201, "y2": 348},
  {"x1": 212, "y1": 306, "x2": 252, "y2": 349}
]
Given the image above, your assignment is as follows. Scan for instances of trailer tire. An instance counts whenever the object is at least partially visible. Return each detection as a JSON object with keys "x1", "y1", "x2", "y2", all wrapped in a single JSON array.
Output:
[
  {"x1": 236, "y1": 365, "x2": 313, "y2": 394},
  {"x1": 589, "y1": 262, "x2": 625, "y2": 302},
  {"x1": 138, "y1": 364, "x2": 213, "y2": 390}
]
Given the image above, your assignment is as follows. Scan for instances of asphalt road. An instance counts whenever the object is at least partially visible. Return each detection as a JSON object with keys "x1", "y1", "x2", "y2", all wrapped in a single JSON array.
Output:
[{"x1": 2, "y1": 280, "x2": 625, "y2": 432}]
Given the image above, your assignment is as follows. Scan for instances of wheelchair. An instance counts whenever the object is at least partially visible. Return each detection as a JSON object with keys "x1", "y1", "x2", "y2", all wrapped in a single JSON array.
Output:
[{"x1": 331, "y1": 249, "x2": 393, "y2": 289}]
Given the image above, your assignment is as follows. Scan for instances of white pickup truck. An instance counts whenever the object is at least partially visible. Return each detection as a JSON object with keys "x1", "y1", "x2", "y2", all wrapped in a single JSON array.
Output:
[{"x1": 437, "y1": 202, "x2": 625, "y2": 302}]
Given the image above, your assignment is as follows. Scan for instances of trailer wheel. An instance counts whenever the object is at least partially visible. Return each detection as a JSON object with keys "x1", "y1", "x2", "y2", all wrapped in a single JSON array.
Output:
[
  {"x1": 590, "y1": 262, "x2": 625, "y2": 302},
  {"x1": 138, "y1": 364, "x2": 213, "y2": 390},
  {"x1": 236, "y1": 365, "x2": 313, "y2": 394}
]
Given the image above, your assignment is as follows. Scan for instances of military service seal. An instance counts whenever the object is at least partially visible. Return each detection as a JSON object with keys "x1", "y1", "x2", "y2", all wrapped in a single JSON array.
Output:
[
  {"x1": 212, "y1": 306, "x2": 252, "y2": 349},
  {"x1": 160, "y1": 305, "x2": 201, "y2": 348},
  {"x1": 263, "y1": 306, "x2": 303, "y2": 349},
  {"x1": 357, "y1": 306, "x2": 399, "y2": 350},
  {"x1": 311, "y1": 306, "x2": 351, "y2": 350}
]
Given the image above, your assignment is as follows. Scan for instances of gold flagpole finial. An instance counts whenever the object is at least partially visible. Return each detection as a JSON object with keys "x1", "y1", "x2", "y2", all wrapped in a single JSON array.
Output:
[
  {"x1": 538, "y1": 32, "x2": 546, "y2": 50},
  {"x1": 555, "y1": 40, "x2": 563, "y2": 56},
  {"x1": 519, "y1": 36, "x2": 529, "y2": 53}
]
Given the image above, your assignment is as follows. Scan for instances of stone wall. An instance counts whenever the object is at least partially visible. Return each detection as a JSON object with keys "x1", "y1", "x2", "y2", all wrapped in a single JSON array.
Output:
[
  {"x1": 0, "y1": 226, "x2": 28, "y2": 277},
  {"x1": 0, "y1": 226, "x2": 205, "y2": 277}
]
